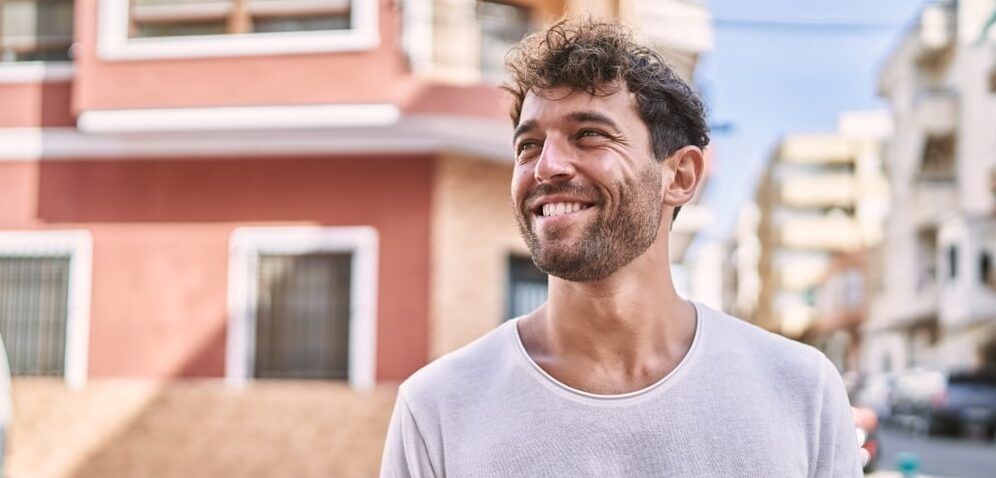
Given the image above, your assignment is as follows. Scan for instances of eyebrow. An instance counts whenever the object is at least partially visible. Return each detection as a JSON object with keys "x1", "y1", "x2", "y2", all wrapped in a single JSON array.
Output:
[
  {"x1": 512, "y1": 110, "x2": 622, "y2": 144},
  {"x1": 512, "y1": 119, "x2": 537, "y2": 144},
  {"x1": 566, "y1": 111, "x2": 621, "y2": 132}
]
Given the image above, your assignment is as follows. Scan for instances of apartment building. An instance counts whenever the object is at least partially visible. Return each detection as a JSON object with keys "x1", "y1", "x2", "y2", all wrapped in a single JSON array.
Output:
[
  {"x1": 0, "y1": 1, "x2": 712, "y2": 476},
  {"x1": 864, "y1": 0, "x2": 996, "y2": 374},
  {"x1": 749, "y1": 112, "x2": 891, "y2": 340}
]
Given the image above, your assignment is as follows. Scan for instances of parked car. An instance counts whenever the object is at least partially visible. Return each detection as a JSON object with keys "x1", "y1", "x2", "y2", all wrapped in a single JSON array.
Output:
[
  {"x1": 889, "y1": 369, "x2": 945, "y2": 425},
  {"x1": 852, "y1": 406, "x2": 880, "y2": 473},
  {"x1": 852, "y1": 372, "x2": 894, "y2": 422},
  {"x1": 924, "y1": 372, "x2": 996, "y2": 439}
]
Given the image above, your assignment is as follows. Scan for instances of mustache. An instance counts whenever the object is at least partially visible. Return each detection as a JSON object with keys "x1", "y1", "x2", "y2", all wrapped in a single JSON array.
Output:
[{"x1": 524, "y1": 182, "x2": 601, "y2": 208}]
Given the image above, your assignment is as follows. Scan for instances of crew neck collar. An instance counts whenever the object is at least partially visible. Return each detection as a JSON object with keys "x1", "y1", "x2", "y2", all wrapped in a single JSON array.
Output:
[{"x1": 509, "y1": 301, "x2": 706, "y2": 407}]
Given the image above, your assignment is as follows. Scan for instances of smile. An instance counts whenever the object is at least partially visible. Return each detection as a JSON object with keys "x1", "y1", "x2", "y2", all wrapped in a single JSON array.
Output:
[{"x1": 538, "y1": 202, "x2": 593, "y2": 218}]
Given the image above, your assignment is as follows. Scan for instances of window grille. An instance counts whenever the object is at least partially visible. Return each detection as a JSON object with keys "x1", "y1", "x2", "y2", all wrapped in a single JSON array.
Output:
[
  {"x1": 507, "y1": 255, "x2": 546, "y2": 320},
  {"x1": 253, "y1": 252, "x2": 351, "y2": 380},
  {"x1": 0, "y1": 255, "x2": 70, "y2": 376}
]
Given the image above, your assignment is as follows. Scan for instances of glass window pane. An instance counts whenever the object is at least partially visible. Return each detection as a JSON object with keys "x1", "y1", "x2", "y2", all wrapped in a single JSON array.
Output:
[
  {"x1": 507, "y1": 255, "x2": 547, "y2": 320},
  {"x1": 252, "y1": 14, "x2": 349, "y2": 33},
  {"x1": 477, "y1": 0, "x2": 531, "y2": 83},
  {"x1": 254, "y1": 253, "x2": 351, "y2": 380},
  {"x1": 0, "y1": 256, "x2": 70, "y2": 377},
  {"x1": 135, "y1": 21, "x2": 228, "y2": 38},
  {"x1": 130, "y1": 0, "x2": 353, "y2": 38},
  {"x1": 1, "y1": 0, "x2": 74, "y2": 62}
]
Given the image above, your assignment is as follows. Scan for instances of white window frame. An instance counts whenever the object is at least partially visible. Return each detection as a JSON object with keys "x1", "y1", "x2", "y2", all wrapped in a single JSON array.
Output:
[
  {"x1": 226, "y1": 226, "x2": 378, "y2": 389},
  {"x1": 0, "y1": 62, "x2": 74, "y2": 84},
  {"x1": 0, "y1": 230, "x2": 92, "y2": 389},
  {"x1": 97, "y1": 0, "x2": 379, "y2": 60}
]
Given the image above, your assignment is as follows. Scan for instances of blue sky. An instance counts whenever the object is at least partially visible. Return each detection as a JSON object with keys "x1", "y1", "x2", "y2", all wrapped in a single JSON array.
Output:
[{"x1": 693, "y1": 0, "x2": 925, "y2": 245}]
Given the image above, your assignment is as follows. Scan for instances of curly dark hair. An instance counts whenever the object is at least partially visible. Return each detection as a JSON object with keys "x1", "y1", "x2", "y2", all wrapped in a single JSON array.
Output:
[{"x1": 502, "y1": 17, "x2": 710, "y2": 219}]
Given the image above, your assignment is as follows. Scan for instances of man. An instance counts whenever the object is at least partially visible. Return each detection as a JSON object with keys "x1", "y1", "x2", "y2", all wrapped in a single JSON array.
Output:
[{"x1": 381, "y1": 18, "x2": 860, "y2": 477}]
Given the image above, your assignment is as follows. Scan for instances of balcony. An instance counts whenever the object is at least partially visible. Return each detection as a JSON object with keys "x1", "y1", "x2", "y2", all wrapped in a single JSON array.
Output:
[
  {"x1": 914, "y1": 90, "x2": 957, "y2": 136},
  {"x1": 632, "y1": 0, "x2": 712, "y2": 81},
  {"x1": 779, "y1": 174, "x2": 856, "y2": 209},
  {"x1": 779, "y1": 134, "x2": 855, "y2": 165},
  {"x1": 776, "y1": 254, "x2": 830, "y2": 292},
  {"x1": 913, "y1": 178, "x2": 957, "y2": 227},
  {"x1": 404, "y1": 0, "x2": 534, "y2": 85},
  {"x1": 779, "y1": 215, "x2": 864, "y2": 252},
  {"x1": 917, "y1": 2, "x2": 954, "y2": 60}
]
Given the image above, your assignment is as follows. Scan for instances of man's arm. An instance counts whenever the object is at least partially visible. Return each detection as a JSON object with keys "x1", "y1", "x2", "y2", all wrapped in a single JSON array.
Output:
[
  {"x1": 813, "y1": 356, "x2": 862, "y2": 477},
  {"x1": 380, "y1": 390, "x2": 437, "y2": 478}
]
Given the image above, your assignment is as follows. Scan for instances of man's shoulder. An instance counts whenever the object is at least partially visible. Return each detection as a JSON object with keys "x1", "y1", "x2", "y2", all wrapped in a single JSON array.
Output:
[
  {"x1": 698, "y1": 303, "x2": 832, "y2": 382},
  {"x1": 398, "y1": 319, "x2": 517, "y2": 410}
]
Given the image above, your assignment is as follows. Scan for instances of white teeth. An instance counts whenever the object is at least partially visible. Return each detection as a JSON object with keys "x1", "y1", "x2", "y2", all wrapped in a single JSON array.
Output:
[{"x1": 541, "y1": 202, "x2": 589, "y2": 217}]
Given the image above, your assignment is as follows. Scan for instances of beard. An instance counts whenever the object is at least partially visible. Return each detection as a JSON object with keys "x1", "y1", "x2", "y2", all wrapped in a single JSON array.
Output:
[{"x1": 513, "y1": 165, "x2": 663, "y2": 282}]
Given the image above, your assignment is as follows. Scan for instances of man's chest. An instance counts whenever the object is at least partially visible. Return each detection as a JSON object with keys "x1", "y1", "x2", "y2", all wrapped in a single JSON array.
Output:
[{"x1": 438, "y1": 401, "x2": 811, "y2": 477}]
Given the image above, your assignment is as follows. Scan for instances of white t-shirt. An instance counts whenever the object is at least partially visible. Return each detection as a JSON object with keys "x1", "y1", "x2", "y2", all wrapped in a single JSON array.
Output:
[{"x1": 381, "y1": 302, "x2": 861, "y2": 477}]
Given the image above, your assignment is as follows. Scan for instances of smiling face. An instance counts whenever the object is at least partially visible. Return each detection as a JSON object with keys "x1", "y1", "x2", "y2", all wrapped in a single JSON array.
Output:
[{"x1": 511, "y1": 84, "x2": 666, "y2": 282}]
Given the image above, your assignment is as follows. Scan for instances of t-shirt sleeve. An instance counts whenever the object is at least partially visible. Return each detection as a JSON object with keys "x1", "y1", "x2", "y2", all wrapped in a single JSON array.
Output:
[
  {"x1": 813, "y1": 357, "x2": 863, "y2": 477},
  {"x1": 380, "y1": 390, "x2": 438, "y2": 478}
]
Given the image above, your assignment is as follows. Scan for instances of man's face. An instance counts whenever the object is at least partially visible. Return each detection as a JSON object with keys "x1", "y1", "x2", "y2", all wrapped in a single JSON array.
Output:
[{"x1": 510, "y1": 84, "x2": 665, "y2": 282}]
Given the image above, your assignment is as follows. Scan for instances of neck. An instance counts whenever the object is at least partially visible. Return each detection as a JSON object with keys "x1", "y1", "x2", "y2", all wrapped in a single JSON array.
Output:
[{"x1": 519, "y1": 228, "x2": 697, "y2": 392}]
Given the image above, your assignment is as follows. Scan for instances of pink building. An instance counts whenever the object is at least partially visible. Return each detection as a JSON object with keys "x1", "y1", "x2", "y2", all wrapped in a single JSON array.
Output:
[{"x1": 0, "y1": 1, "x2": 711, "y2": 476}]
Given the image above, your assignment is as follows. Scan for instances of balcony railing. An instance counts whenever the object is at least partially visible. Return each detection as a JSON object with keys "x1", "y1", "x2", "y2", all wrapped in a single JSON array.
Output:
[
  {"x1": 913, "y1": 181, "x2": 957, "y2": 226},
  {"x1": 779, "y1": 174, "x2": 857, "y2": 209},
  {"x1": 779, "y1": 215, "x2": 864, "y2": 252}
]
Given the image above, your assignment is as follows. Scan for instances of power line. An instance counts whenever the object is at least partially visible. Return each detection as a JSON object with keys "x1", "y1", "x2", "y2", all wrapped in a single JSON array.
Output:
[{"x1": 712, "y1": 17, "x2": 910, "y2": 31}]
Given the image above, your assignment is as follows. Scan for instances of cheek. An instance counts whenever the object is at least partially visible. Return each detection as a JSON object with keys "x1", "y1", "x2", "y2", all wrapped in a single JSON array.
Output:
[{"x1": 510, "y1": 166, "x2": 534, "y2": 203}]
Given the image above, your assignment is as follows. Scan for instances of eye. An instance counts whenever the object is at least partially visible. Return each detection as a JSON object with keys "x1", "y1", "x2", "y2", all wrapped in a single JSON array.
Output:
[
  {"x1": 576, "y1": 129, "x2": 606, "y2": 141},
  {"x1": 516, "y1": 141, "x2": 541, "y2": 157}
]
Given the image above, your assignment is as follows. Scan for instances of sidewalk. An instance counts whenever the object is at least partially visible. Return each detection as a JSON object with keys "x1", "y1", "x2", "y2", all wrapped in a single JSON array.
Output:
[{"x1": 867, "y1": 472, "x2": 951, "y2": 478}]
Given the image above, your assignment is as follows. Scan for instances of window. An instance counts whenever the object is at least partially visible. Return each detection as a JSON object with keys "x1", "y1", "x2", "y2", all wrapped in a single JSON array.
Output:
[
  {"x1": 254, "y1": 252, "x2": 351, "y2": 379},
  {"x1": 843, "y1": 269, "x2": 863, "y2": 308},
  {"x1": 129, "y1": 0, "x2": 351, "y2": 39},
  {"x1": 947, "y1": 245, "x2": 958, "y2": 280},
  {"x1": 0, "y1": 230, "x2": 92, "y2": 388},
  {"x1": 0, "y1": 0, "x2": 74, "y2": 62},
  {"x1": 226, "y1": 227, "x2": 377, "y2": 389},
  {"x1": 506, "y1": 255, "x2": 546, "y2": 320},
  {"x1": 980, "y1": 251, "x2": 994, "y2": 290},
  {"x1": 803, "y1": 287, "x2": 816, "y2": 307},
  {"x1": 916, "y1": 228, "x2": 938, "y2": 291},
  {"x1": 98, "y1": 0, "x2": 378, "y2": 60},
  {"x1": 0, "y1": 255, "x2": 69, "y2": 376},
  {"x1": 919, "y1": 134, "x2": 956, "y2": 181},
  {"x1": 477, "y1": 0, "x2": 530, "y2": 83}
]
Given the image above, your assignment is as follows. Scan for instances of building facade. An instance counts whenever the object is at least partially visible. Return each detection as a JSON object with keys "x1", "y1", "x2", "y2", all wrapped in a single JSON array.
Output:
[
  {"x1": 864, "y1": 0, "x2": 996, "y2": 374},
  {"x1": 0, "y1": 1, "x2": 711, "y2": 476},
  {"x1": 748, "y1": 112, "x2": 891, "y2": 340}
]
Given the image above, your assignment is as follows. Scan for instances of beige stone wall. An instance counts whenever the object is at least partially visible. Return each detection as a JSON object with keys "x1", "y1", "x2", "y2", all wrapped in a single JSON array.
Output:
[
  {"x1": 7, "y1": 379, "x2": 396, "y2": 478},
  {"x1": 429, "y1": 154, "x2": 530, "y2": 359}
]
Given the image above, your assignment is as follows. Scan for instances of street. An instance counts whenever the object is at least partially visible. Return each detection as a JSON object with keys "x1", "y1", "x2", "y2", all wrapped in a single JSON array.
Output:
[{"x1": 869, "y1": 426, "x2": 996, "y2": 478}]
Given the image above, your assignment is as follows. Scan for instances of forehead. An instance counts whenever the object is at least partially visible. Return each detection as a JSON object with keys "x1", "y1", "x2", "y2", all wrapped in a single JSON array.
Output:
[{"x1": 518, "y1": 85, "x2": 642, "y2": 127}]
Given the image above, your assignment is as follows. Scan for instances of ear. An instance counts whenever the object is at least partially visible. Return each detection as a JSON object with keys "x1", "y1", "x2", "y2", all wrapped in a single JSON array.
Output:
[{"x1": 662, "y1": 145, "x2": 705, "y2": 208}]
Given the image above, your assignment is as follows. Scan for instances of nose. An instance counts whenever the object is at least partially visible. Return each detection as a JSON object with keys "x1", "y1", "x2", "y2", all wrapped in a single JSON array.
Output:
[{"x1": 534, "y1": 136, "x2": 576, "y2": 184}]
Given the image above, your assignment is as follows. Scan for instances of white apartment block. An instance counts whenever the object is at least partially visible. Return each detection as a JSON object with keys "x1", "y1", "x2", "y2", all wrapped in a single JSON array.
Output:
[
  {"x1": 750, "y1": 112, "x2": 891, "y2": 339},
  {"x1": 864, "y1": 0, "x2": 996, "y2": 373}
]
